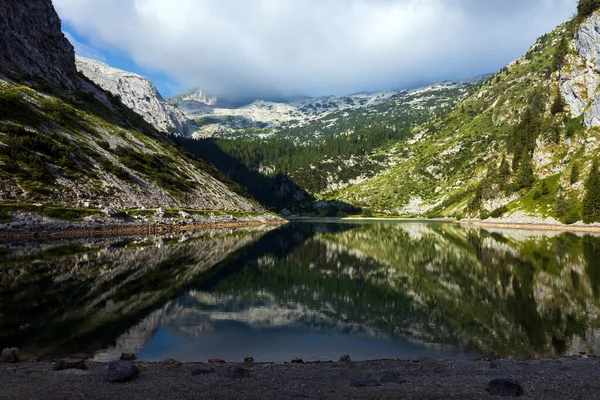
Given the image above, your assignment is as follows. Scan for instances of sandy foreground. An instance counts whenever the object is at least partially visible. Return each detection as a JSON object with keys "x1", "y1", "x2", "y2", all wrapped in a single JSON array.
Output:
[{"x1": 1, "y1": 357, "x2": 599, "y2": 399}]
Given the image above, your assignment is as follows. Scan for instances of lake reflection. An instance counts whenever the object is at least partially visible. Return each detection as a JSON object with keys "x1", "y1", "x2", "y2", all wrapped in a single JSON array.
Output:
[{"x1": 1, "y1": 221, "x2": 600, "y2": 361}]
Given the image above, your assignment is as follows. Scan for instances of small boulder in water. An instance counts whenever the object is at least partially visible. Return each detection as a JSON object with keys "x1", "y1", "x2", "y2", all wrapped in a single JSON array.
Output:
[{"x1": 339, "y1": 354, "x2": 351, "y2": 363}]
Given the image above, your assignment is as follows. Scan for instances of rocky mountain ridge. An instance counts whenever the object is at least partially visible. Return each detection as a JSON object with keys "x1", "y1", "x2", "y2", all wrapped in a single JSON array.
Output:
[
  {"x1": 561, "y1": 11, "x2": 600, "y2": 127},
  {"x1": 168, "y1": 87, "x2": 218, "y2": 113},
  {"x1": 172, "y1": 78, "x2": 487, "y2": 142},
  {"x1": 76, "y1": 56, "x2": 196, "y2": 136}
]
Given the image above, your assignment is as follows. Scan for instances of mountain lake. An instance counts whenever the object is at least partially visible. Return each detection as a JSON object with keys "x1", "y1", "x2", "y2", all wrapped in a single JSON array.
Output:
[{"x1": 1, "y1": 220, "x2": 599, "y2": 362}]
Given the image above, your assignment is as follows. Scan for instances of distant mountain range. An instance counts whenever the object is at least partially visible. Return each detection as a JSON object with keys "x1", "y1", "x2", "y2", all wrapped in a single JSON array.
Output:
[{"x1": 75, "y1": 54, "x2": 488, "y2": 142}]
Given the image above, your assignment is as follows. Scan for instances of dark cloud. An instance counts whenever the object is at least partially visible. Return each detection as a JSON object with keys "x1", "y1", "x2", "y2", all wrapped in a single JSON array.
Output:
[{"x1": 54, "y1": 0, "x2": 577, "y2": 100}]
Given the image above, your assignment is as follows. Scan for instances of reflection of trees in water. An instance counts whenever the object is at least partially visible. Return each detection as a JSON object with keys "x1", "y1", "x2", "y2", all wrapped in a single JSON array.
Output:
[
  {"x1": 0, "y1": 228, "x2": 272, "y2": 356},
  {"x1": 209, "y1": 222, "x2": 600, "y2": 358},
  {"x1": 2, "y1": 222, "x2": 600, "y2": 359}
]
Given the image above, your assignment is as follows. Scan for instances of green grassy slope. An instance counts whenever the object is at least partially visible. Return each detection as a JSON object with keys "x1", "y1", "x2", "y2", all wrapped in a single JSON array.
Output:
[
  {"x1": 0, "y1": 77, "x2": 261, "y2": 214},
  {"x1": 332, "y1": 16, "x2": 600, "y2": 223}
]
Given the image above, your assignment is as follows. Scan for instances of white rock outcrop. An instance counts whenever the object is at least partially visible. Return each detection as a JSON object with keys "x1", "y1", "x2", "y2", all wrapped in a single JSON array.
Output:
[
  {"x1": 561, "y1": 12, "x2": 600, "y2": 127},
  {"x1": 76, "y1": 56, "x2": 196, "y2": 136}
]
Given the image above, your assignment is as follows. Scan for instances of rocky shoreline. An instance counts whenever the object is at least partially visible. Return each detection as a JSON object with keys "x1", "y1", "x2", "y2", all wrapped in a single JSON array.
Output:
[
  {"x1": 0, "y1": 355, "x2": 598, "y2": 399},
  {"x1": 335, "y1": 216, "x2": 600, "y2": 233},
  {"x1": 459, "y1": 219, "x2": 600, "y2": 233},
  {"x1": 0, "y1": 209, "x2": 285, "y2": 239}
]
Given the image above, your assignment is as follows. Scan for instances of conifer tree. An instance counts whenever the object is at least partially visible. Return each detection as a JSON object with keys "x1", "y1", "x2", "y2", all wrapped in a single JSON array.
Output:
[
  {"x1": 497, "y1": 155, "x2": 510, "y2": 186},
  {"x1": 570, "y1": 163, "x2": 580, "y2": 184},
  {"x1": 541, "y1": 180, "x2": 550, "y2": 195},
  {"x1": 556, "y1": 186, "x2": 567, "y2": 217},
  {"x1": 550, "y1": 93, "x2": 565, "y2": 115},
  {"x1": 578, "y1": 0, "x2": 600, "y2": 19},
  {"x1": 582, "y1": 159, "x2": 600, "y2": 223},
  {"x1": 517, "y1": 152, "x2": 535, "y2": 189},
  {"x1": 553, "y1": 37, "x2": 568, "y2": 72}
]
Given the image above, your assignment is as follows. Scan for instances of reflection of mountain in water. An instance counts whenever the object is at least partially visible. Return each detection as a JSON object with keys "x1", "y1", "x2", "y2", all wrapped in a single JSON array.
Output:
[
  {"x1": 3, "y1": 222, "x2": 600, "y2": 360},
  {"x1": 99, "y1": 222, "x2": 600, "y2": 359},
  {"x1": 317, "y1": 222, "x2": 600, "y2": 357},
  {"x1": 94, "y1": 290, "x2": 388, "y2": 361},
  {"x1": 0, "y1": 226, "x2": 275, "y2": 356}
]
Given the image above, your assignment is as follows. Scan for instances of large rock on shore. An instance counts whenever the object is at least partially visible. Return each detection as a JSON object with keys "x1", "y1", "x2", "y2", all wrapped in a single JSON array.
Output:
[
  {"x1": 105, "y1": 362, "x2": 140, "y2": 383},
  {"x1": 1, "y1": 348, "x2": 19, "y2": 363}
]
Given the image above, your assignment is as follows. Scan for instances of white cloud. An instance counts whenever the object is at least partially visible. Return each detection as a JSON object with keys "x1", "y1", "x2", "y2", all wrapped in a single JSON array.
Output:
[{"x1": 54, "y1": 0, "x2": 577, "y2": 100}]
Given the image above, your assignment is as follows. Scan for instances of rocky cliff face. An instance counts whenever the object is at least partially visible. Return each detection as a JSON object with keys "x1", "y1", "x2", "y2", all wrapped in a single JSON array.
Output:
[
  {"x1": 561, "y1": 12, "x2": 600, "y2": 127},
  {"x1": 0, "y1": 0, "x2": 78, "y2": 89},
  {"x1": 76, "y1": 56, "x2": 196, "y2": 136}
]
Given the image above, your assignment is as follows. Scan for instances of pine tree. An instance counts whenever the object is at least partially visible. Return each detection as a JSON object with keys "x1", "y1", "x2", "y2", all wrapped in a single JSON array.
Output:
[
  {"x1": 541, "y1": 181, "x2": 550, "y2": 195},
  {"x1": 497, "y1": 155, "x2": 510, "y2": 186},
  {"x1": 550, "y1": 93, "x2": 565, "y2": 115},
  {"x1": 578, "y1": 0, "x2": 600, "y2": 19},
  {"x1": 570, "y1": 163, "x2": 580, "y2": 184},
  {"x1": 556, "y1": 186, "x2": 568, "y2": 217},
  {"x1": 517, "y1": 151, "x2": 535, "y2": 189},
  {"x1": 553, "y1": 37, "x2": 568, "y2": 72},
  {"x1": 582, "y1": 159, "x2": 600, "y2": 223}
]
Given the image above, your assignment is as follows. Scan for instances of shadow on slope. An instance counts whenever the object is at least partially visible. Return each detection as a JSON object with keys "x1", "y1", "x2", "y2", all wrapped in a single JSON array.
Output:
[{"x1": 177, "y1": 137, "x2": 316, "y2": 211}]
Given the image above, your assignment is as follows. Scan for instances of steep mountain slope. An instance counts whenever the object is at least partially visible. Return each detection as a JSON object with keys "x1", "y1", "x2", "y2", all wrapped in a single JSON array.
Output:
[
  {"x1": 332, "y1": 8, "x2": 600, "y2": 224},
  {"x1": 0, "y1": 0, "x2": 262, "y2": 215},
  {"x1": 76, "y1": 56, "x2": 196, "y2": 136}
]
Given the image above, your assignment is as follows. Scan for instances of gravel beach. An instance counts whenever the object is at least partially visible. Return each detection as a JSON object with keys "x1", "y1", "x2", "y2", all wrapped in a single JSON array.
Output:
[{"x1": 1, "y1": 357, "x2": 599, "y2": 399}]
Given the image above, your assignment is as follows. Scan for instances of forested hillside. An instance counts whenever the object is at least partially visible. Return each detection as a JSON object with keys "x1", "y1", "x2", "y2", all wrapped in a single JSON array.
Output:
[{"x1": 180, "y1": 80, "x2": 482, "y2": 209}]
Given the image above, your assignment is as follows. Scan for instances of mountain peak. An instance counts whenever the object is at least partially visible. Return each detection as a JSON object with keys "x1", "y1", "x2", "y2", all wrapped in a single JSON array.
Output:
[{"x1": 169, "y1": 88, "x2": 218, "y2": 106}]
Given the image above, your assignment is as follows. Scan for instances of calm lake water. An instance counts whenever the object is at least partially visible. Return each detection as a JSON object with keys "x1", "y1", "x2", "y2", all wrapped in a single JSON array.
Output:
[{"x1": 1, "y1": 221, "x2": 600, "y2": 362}]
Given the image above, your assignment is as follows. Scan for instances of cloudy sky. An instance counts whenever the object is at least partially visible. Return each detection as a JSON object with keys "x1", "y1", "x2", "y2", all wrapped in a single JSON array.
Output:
[{"x1": 54, "y1": 0, "x2": 577, "y2": 102}]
